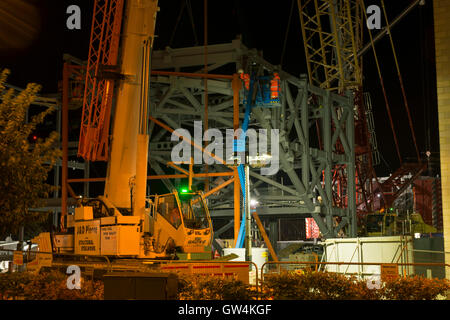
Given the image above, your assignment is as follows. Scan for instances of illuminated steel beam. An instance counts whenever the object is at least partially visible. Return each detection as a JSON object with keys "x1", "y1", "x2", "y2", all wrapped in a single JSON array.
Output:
[
  {"x1": 78, "y1": 0, "x2": 125, "y2": 161},
  {"x1": 203, "y1": 177, "x2": 235, "y2": 199},
  {"x1": 67, "y1": 171, "x2": 235, "y2": 183}
]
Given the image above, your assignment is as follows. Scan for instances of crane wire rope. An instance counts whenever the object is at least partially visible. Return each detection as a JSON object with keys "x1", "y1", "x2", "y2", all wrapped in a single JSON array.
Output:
[
  {"x1": 186, "y1": 0, "x2": 199, "y2": 46},
  {"x1": 168, "y1": 0, "x2": 199, "y2": 48},
  {"x1": 280, "y1": 0, "x2": 295, "y2": 68},
  {"x1": 360, "y1": 0, "x2": 402, "y2": 165},
  {"x1": 419, "y1": 3, "x2": 431, "y2": 156},
  {"x1": 168, "y1": 0, "x2": 186, "y2": 47},
  {"x1": 380, "y1": 0, "x2": 421, "y2": 163}
]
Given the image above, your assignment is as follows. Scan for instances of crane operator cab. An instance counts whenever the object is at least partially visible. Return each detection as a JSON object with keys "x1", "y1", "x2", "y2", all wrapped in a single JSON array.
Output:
[
  {"x1": 146, "y1": 190, "x2": 213, "y2": 259},
  {"x1": 178, "y1": 192, "x2": 210, "y2": 230},
  {"x1": 364, "y1": 211, "x2": 399, "y2": 237}
]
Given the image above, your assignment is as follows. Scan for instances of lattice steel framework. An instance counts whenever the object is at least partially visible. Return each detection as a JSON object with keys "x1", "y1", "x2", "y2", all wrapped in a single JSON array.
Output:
[
  {"x1": 78, "y1": 0, "x2": 125, "y2": 161},
  {"x1": 298, "y1": 0, "x2": 368, "y2": 226},
  {"x1": 297, "y1": 0, "x2": 426, "y2": 223},
  {"x1": 298, "y1": 0, "x2": 363, "y2": 92},
  {"x1": 148, "y1": 40, "x2": 356, "y2": 238}
]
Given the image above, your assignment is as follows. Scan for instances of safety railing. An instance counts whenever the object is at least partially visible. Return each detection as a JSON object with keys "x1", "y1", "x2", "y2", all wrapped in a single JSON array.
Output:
[
  {"x1": 0, "y1": 250, "x2": 260, "y2": 289},
  {"x1": 260, "y1": 260, "x2": 450, "y2": 283},
  {"x1": 408, "y1": 249, "x2": 450, "y2": 279},
  {"x1": 0, "y1": 248, "x2": 112, "y2": 273},
  {"x1": 137, "y1": 259, "x2": 259, "y2": 287}
]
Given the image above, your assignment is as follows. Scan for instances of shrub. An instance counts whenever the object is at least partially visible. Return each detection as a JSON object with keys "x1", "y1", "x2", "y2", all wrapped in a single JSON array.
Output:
[
  {"x1": 261, "y1": 271, "x2": 312, "y2": 300},
  {"x1": 261, "y1": 270, "x2": 449, "y2": 300},
  {"x1": 301, "y1": 270, "x2": 364, "y2": 300},
  {"x1": 2, "y1": 270, "x2": 448, "y2": 300},
  {"x1": 381, "y1": 276, "x2": 450, "y2": 300},
  {"x1": 0, "y1": 271, "x2": 34, "y2": 299},
  {"x1": 0, "y1": 271, "x2": 104, "y2": 300},
  {"x1": 351, "y1": 278, "x2": 384, "y2": 300},
  {"x1": 262, "y1": 270, "x2": 369, "y2": 300},
  {"x1": 178, "y1": 274, "x2": 257, "y2": 300},
  {"x1": 0, "y1": 69, "x2": 61, "y2": 238}
]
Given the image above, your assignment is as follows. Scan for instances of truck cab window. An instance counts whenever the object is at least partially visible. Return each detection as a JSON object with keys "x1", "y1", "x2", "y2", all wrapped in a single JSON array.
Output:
[{"x1": 157, "y1": 195, "x2": 182, "y2": 229}]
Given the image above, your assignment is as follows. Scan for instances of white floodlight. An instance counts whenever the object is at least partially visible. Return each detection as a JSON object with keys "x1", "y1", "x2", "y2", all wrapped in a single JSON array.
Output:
[{"x1": 250, "y1": 199, "x2": 259, "y2": 207}]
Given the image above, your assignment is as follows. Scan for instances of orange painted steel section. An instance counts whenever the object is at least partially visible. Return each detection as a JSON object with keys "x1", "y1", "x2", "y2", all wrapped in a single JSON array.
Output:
[
  {"x1": 61, "y1": 63, "x2": 69, "y2": 232},
  {"x1": 252, "y1": 211, "x2": 279, "y2": 262},
  {"x1": 66, "y1": 183, "x2": 78, "y2": 200},
  {"x1": 149, "y1": 116, "x2": 230, "y2": 167},
  {"x1": 202, "y1": 177, "x2": 235, "y2": 199},
  {"x1": 188, "y1": 157, "x2": 193, "y2": 190},
  {"x1": 61, "y1": 63, "x2": 86, "y2": 232},
  {"x1": 78, "y1": 0, "x2": 125, "y2": 161},
  {"x1": 167, "y1": 162, "x2": 189, "y2": 175},
  {"x1": 150, "y1": 70, "x2": 233, "y2": 80},
  {"x1": 149, "y1": 174, "x2": 186, "y2": 180},
  {"x1": 67, "y1": 172, "x2": 235, "y2": 183},
  {"x1": 193, "y1": 172, "x2": 234, "y2": 178}
]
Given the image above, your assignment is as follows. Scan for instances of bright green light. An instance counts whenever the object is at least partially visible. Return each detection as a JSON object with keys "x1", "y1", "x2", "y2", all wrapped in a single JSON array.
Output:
[{"x1": 181, "y1": 188, "x2": 189, "y2": 193}]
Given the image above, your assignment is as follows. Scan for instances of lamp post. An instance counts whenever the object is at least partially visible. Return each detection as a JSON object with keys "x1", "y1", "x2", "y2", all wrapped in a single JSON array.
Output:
[{"x1": 244, "y1": 163, "x2": 252, "y2": 266}]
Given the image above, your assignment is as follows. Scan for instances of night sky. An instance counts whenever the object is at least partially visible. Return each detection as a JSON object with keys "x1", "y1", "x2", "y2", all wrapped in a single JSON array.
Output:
[{"x1": 0, "y1": 0, "x2": 439, "y2": 179}]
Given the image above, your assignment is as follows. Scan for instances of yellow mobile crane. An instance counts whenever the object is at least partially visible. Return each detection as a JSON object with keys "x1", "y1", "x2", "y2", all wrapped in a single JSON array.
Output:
[{"x1": 28, "y1": 0, "x2": 214, "y2": 272}]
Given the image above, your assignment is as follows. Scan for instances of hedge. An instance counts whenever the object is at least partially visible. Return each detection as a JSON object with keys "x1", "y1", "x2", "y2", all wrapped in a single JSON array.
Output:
[
  {"x1": 261, "y1": 270, "x2": 450, "y2": 300},
  {"x1": 177, "y1": 274, "x2": 258, "y2": 300},
  {"x1": 178, "y1": 270, "x2": 450, "y2": 300},
  {"x1": 1, "y1": 270, "x2": 448, "y2": 300},
  {"x1": 0, "y1": 271, "x2": 103, "y2": 300}
]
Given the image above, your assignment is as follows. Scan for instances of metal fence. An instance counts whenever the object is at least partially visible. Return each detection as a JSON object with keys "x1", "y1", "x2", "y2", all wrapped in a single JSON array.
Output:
[{"x1": 260, "y1": 260, "x2": 450, "y2": 283}]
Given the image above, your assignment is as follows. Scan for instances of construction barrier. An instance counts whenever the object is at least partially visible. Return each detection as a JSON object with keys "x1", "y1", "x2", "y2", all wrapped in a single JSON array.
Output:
[
  {"x1": 144, "y1": 260, "x2": 258, "y2": 285},
  {"x1": 0, "y1": 248, "x2": 257, "y2": 287},
  {"x1": 0, "y1": 248, "x2": 112, "y2": 273},
  {"x1": 260, "y1": 260, "x2": 450, "y2": 284}
]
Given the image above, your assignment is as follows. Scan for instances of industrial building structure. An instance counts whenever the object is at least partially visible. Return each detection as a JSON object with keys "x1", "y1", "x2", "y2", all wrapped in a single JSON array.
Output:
[{"x1": 433, "y1": 0, "x2": 450, "y2": 278}]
